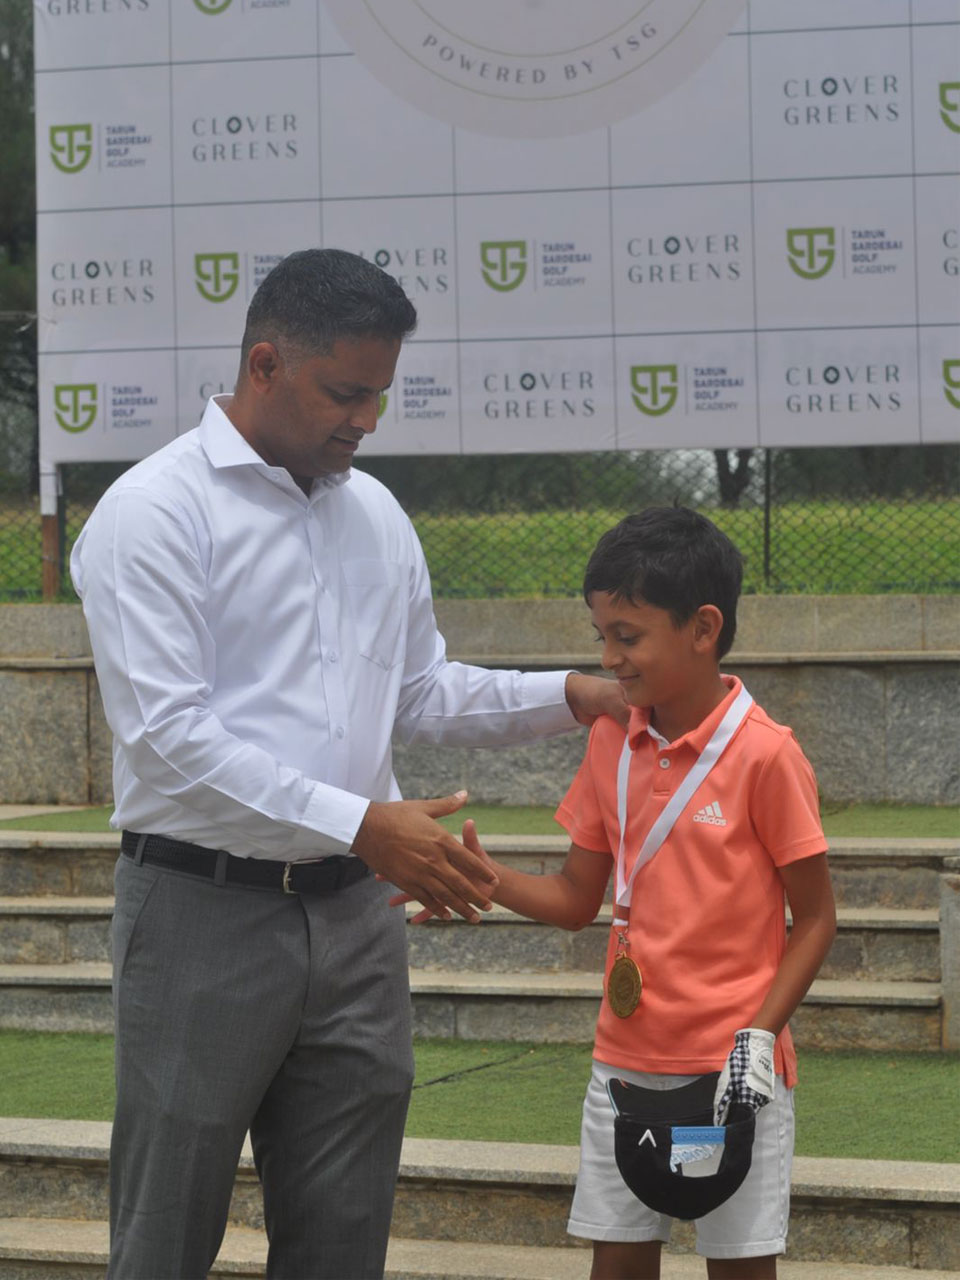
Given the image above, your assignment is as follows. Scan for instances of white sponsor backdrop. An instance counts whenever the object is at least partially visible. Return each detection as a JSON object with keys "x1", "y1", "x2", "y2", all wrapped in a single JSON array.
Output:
[{"x1": 34, "y1": 1, "x2": 960, "y2": 510}]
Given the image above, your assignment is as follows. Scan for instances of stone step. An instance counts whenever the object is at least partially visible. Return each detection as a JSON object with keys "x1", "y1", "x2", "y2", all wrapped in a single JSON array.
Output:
[
  {"x1": 1, "y1": 834, "x2": 957, "y2": 911},
  {"x1": 0, "y1": 1121, "x2": 956, "y2": 1271},
  {"x1": 0, "y1": 962, "x2": 943, "y2": 1049},
  {"x1": 409, "y1": 971, "x2": 944, "y2": 1051},
  {"x1": 0, "y1": 896, "x2": 940, "y2": 985},
  {"x1": 488, "y1": 835, "x2": 959, "y2": 911},
  {"x1": 1, "y1": 1220, "x2": 957, "y2": 1280},
  {"x1": 406, "y1": 903, "x2": 941, "y2": 984}
]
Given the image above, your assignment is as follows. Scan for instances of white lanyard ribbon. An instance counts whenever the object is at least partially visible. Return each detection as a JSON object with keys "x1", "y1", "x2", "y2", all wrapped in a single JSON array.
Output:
[{"x1": 614, "y1": 684, "x2": 754, "y2": 911}]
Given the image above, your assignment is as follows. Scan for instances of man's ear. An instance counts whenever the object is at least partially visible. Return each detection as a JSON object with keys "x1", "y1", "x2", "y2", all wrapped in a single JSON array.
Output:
[
  {"x1": 246, "y1": 341, "x2": 282, "y2": 393},
  {"x1": 692, "y1": 604, "x2": 724, "y2": 651}
]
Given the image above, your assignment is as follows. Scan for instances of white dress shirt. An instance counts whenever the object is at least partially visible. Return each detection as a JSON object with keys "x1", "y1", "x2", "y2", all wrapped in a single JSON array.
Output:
[{"x1": 70, "y1": 396, "x2": 576, "y2": 860}]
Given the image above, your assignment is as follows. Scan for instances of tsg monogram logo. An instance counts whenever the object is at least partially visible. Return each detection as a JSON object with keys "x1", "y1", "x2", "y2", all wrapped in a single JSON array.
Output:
[
  {"x1": 940, "y1": 82, "x2": 960, "y2": 133},
  {"x1": 630, "y1": 365, "x2": 678, "y2": 417},
  {"x1": 49, "y1": 124, "x2": 93, "y2": 174},
  {"x1": 480, "y1": 241, "x2": 527, "y2": 292},
  {"x1": 786, "y1": 228, "x2": 836, "y2": 280},
  {"x1": 943, "y1": 360, "x2": 960, "y2": 410},
  {"x1": 193, "y1": 0, "x2": 233, "y2": 13},
  {"x1": 54, "y1": 384, "x2": 98, "y2": 433},
  {"x1": 194, "y1": 252, "x2": 240, "y2": 303}
]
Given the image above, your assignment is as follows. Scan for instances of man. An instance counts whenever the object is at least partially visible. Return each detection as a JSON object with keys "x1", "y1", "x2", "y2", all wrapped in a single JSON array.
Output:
[{"x1": 71, "y1": 248, "x2": 625, "y2": 1280}]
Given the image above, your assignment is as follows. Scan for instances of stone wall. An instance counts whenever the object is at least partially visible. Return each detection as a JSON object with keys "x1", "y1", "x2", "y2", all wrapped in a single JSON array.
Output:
[{"x1": 0, "y1": 598, "x2": 957, "y2": 806}]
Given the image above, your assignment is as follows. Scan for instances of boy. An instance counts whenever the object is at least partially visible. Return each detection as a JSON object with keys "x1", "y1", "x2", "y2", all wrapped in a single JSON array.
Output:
[{"x1": 454, "y1": 508, "x2": 836, "y2": 1279}]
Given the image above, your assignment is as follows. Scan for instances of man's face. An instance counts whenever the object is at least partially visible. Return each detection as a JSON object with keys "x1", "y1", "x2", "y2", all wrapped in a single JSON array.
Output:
[{"x1": 250, "y1": 335, "x2": 401, "y2": 481}]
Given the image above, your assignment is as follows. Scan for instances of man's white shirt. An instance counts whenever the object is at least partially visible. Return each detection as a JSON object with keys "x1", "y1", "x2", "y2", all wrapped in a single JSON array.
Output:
[{"x1": 71, "y1": 396, "x2": 575, "y2": 860}]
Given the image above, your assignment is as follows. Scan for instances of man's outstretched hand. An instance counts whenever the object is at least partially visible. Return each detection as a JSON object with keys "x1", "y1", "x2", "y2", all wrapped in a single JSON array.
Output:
[
  {"x1": 565, "y1": 672, "x2": 628, "y2": 728},
  {"x1": 351, "y1": 791, "x2": 498, "y2": 924}
]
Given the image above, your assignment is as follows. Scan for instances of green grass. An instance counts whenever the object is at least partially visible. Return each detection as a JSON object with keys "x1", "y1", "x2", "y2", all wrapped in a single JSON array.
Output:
[
  {"x1": 0, "y1": 1031, "x2": 956, "y2": 1162},
  {"x1": 415, "y1": 500, "x2": 960, "y2": 598},
  {"x1": 2, "y1": 496, "x2": 959, "y2": 601},
  {"x1": 1, "y1": 802, "x2": 957, "y2": 838},
  {"x1": 0, "y1": 806, "x2": 119, "y2": 833}
]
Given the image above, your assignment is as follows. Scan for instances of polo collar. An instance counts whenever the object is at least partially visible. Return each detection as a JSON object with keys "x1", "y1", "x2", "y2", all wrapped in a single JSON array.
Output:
[
  {"x1": 627, "y1": 674, "x2": 743, "y2": 752},
  {"x1": 198, "y1": 395, "x2": 350, "y2": 493}
]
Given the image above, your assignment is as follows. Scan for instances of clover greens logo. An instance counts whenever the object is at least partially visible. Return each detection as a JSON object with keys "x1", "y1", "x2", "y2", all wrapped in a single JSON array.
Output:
[
  {"x1": 378, "y1": 392, "x2": 388, "y2": 418},
  {"x1": 939, "y1": 82, "x2": 960, "y2": 133},
  {"x1": 193, "y1": 0, "x2": 233, "y2": 13},
  {"x1": 786, "y1": 227, "x2": 836, "y2": 280},
  {"x1": 54, "y1": 384, "x2": 98, "y2": 433},
  {"x1": 194, "y1": 252, "x2": 240, "y2": 303},
  {"x1": 480, "y1": 241, "x2": 528, "y2": 292},
  {"x1": 943, "y1": 359, "x2": 960, "y2": 410},
  {"x1": 630, "y1": 365, "x2": 678, "y2": 417},
  {"x1": 49, "y1": 124, "x2": 93, "y2": 174}
]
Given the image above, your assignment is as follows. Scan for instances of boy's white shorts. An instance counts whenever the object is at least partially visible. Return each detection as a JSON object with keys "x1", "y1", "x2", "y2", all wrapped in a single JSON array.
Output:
[{"x1": 568, "y1": 1059, "x2": 795, "y2": 1259}]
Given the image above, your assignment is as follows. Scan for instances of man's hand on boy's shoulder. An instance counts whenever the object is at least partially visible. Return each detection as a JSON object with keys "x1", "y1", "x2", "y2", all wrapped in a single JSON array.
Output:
[{"x1": 565, "y1": 672, "x2": 629, "y2": 728}]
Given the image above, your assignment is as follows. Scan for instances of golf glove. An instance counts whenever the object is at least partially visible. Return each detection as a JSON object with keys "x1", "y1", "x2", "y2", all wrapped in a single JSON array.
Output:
[{"x1": 714, "y1": 1027, "x2": 776, "y2": 1124}]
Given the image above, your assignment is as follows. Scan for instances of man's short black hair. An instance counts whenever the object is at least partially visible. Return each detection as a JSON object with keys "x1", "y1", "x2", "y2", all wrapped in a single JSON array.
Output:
[
  {"x1": 583, "y1": 506, "x2": 744, "y2": 659},
  {"x1": 240, "y1": 248, "x2": 417, "y2": 366}
]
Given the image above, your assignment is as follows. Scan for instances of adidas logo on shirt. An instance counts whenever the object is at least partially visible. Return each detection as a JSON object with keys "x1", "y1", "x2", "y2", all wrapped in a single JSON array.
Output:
[{"x1": 693, "y1": 800, "x2": 727, "y2": 826}]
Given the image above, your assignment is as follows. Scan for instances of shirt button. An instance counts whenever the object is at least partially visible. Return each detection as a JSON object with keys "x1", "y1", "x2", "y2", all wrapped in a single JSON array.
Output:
[
  {"x1": 659, "y1": 757, "x2": 671, "y2": 769},
  {"x1": 328, "y1": 651, "x2": 338, "y2": 663},
  {"x1": 335, "y1": 726, "x2": 345, "y2": 740}
]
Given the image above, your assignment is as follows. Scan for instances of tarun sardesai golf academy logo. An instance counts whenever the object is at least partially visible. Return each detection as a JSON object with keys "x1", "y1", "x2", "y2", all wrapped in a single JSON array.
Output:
[
  {"x1": 480, "y1": 242, "x2": 528, "y2": 292},
  {"x1": 630, "y1": 365, "x2": 679, "y2": 417},
  {"x1": 944, "y1": 360, "x2": 960, "y2": 411},
  {"x1": 940, "y1": 82, "x2": 960, "y2": 132},
  {"x1": 49, "y1": 124, "x2": 93, "y2": 174},
  {"x1": 323, "y1": 0, "x2": 746, "y2": 137},
  {"x1": 195, "y1": 253, "x2": 240, "y2": 303},
  {"x1": 54, "y1": 384, "x2": 98, "y2": 433}
]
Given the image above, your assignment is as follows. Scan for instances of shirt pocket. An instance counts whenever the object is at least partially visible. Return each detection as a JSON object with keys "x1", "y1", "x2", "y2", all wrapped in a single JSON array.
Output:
[{"x1": 341, "y1": 558, "x2": 406, "y2": 670}]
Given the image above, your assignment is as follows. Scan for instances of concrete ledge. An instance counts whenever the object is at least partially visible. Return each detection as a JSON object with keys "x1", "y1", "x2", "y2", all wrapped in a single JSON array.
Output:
[
  {"x1": 428, "y1": 596, "x2": 960, "y2": 661},
  {"x1": 2, "y1": 600, "x2": 958, "y2": 806},
  {"x1": 2, "y1": 1120, "x2": 956, "y2": 1202},
  {"x1": 1, "y1": 1220, "x2": 956, "y2": 1280},
  {"x1": 1, "y1": 1123, "x2": 956, "y2": 1269}
]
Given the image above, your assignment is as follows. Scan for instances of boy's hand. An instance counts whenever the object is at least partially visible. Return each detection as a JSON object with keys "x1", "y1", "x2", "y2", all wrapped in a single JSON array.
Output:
[
  {"x1": 353, "y1": 791, "x2": 497, "y2": 924},
  {"x1": 384, "y1": 818, "x2": 497, "y2": 925},
  {"x1": 714, "y1": 1028, "x2": 776, "y2": 1123},
  {"x1": 565, "y1": 672, "x2": 628, "y2": 728}
]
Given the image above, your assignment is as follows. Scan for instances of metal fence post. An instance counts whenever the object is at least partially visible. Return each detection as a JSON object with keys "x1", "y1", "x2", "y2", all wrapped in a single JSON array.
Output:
[{"x1": 763, "y1": 449, "x2": 772, "y2": 587}]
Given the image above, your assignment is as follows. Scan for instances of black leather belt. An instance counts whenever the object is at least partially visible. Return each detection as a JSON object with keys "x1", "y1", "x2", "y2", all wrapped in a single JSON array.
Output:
[{"x1": 120, "y1": 830, "x2": 370, "y2": 895}]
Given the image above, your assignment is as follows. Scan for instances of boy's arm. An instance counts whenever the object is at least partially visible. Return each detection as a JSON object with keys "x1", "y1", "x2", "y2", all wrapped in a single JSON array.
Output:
[
  {"x1": 463, "y1": 819, "x2": 611, "y2": 932},
  {"x1": 715, "y1": 851, "x2": 836, "y2": 1120},
  {"x1": 751, "y1": 852, "x2": 837, "y2": 1035}
]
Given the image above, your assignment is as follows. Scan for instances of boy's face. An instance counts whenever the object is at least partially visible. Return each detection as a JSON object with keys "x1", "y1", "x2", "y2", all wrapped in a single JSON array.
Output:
[{"x1": 588, "y1": 590, "x2": 705, "y2": 711}]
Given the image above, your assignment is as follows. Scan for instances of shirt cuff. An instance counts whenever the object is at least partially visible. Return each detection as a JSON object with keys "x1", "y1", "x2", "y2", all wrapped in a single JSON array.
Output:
[
  {"x1": 519, "y1": 669, "x2": 579, "y2": 736},
  {"x1": 289, "y1": 783, "x2": 371, "y2": 859}
]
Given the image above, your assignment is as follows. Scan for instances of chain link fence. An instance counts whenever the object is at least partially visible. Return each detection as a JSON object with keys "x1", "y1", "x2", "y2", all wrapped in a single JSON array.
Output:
[
  {"x1": 1, "y1": 332, "x2": 958, "y2": 603},
  {"x1": 2, "y1": 447, "x2": 956, "y2": 603}
]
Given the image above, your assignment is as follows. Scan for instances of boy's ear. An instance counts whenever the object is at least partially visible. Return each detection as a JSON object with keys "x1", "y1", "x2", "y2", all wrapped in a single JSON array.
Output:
[{"x1": 692, "y1": 604, "x2": 724, "y2": 651}]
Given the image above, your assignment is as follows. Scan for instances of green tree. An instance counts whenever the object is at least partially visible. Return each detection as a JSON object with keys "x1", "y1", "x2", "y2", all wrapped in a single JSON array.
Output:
[{"x1": 0, "y1": 0, "x2": 37, "y2": 484}]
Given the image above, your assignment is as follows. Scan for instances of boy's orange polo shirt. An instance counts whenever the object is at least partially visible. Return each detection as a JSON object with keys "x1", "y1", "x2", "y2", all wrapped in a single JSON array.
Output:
[{"x1": 556, "y1": 676, "x2": 827, "y2": 1087}]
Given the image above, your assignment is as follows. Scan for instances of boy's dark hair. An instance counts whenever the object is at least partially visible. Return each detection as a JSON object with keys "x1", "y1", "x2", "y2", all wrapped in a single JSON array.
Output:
[
  {"x1": 583, "y1": 507, "x2": 744, "y2": 659},
  {"x1": 240, "y1": 248, "x2": 418, "y2": 367}
]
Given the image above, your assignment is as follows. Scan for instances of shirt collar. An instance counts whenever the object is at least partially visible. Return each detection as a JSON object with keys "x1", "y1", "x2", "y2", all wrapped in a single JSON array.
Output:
[
  {"x1": 627, "y1": 674, "x2": 743, "y2": 752},
  {"x1": 198, "y1": 395, "x2": 350, "y2": 494}
]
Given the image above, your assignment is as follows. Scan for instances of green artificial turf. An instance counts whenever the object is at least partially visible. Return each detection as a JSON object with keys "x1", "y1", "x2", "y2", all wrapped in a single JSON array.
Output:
[
  {"x1": 1, "y1": 1031, "x2": 957, "y2": 1162},
  {"x1": 1, "y1": 802, "x2": 957, "y2": 838}
]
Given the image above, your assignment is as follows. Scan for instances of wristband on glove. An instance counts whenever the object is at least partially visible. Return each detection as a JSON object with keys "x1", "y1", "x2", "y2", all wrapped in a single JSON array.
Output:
[{"x1": 714, "y1": 1027, "x2": 776, "y2": 1124}]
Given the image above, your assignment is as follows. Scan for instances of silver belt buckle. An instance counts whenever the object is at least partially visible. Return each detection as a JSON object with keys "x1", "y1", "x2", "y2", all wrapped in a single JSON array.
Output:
[{"x1": 282, "y1": 857, "x2": 326, "y2": 894}]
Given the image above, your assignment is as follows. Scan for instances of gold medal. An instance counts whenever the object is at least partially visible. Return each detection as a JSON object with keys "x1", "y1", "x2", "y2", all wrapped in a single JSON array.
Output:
[{"x1": 607, "y1": 931, "x2": 642, "y2": 1018}]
